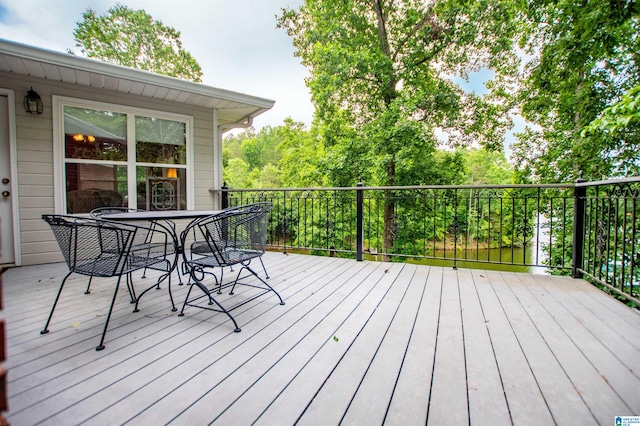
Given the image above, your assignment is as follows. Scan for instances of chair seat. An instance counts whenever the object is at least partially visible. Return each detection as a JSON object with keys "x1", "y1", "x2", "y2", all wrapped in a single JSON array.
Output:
[
  {"x1": 128, "y1": 253, "x2": 171, "y2": 272},
  {"x1": 72, "y1": 254, "x2": 127, "y2": 277},
  {"x1": 188, "y1": 248, "x2": 262, "y2": 268}
]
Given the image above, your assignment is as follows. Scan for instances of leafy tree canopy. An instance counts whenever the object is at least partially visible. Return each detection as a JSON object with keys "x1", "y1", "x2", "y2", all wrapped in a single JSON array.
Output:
[
  {"x1": 511, "y1": 0, "x2": 640, "y2": 182},
  {"x1": 223, "y1": 118, "x2": 326, "y2": 189},
  {"x1": 462, "y1": 147, "x2": 514, "y2": 185},
  {"x1": 278, "y1": 0, "x2": 520, "y2": 188},
  {"x1": 69, "y1": 3, "x2": 203, "y2": 82}
]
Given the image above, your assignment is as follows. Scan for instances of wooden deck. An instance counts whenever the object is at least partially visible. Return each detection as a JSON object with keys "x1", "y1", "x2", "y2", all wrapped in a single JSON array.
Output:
[{"x1": 2, "y1": 252, "x2": 640, "y2": 425}]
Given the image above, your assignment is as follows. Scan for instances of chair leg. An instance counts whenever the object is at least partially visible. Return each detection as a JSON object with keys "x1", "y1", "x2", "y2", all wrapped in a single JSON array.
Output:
[
  {"x1": 178, "y1": 281, "x2": 195, "y2": 316},
  {"x1": 179, "y1": 270, "x2": 241, "y2": 332},
  {"x1": 85, "y1": 276, "x2": 93, "y2": 294},
  {"x1": 41, "y1": 271, "x2": 73, "y2": 335},
  {"x1": 96, "y1": 274, "x2": 123, "y2": 351},
  {"x1": 167, "y1": 273, "x2": 176, "y2": 312},
  {"x1": 126, "y1": 273, "x2": 137, "y2": 303},
  {"x1": 133, "y1": 271, "x2": 176, "y2": 313},
  {"x1": 217, "y1": 268, "x2": 224, "y2": 294},
  {"x1": 230, "y1": 264, "x2": 285, "y2": 306},
  {"x1": 258, "y1": 257, "x2": 269, "y2": 279}
]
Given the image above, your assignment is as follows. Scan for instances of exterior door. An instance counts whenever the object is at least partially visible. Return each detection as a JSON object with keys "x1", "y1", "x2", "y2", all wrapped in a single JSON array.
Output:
[{"x1": 0, "y1": 95, "x2": 14, "y2": 265}]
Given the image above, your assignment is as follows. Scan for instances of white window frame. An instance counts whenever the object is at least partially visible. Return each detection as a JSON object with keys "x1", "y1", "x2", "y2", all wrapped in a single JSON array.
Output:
[{"x1": 52, "y1": 96, "x2": 195, "y2": 214}]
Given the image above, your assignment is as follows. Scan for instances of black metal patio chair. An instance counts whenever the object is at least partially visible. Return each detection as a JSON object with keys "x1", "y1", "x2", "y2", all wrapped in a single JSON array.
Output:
[
  {"x1": 41, "y1": 214, "x2": 172, "y2": 350},
  {"x1": 178, "y1": 202, "x2": 284, "y2": 332},
  {"x1": 179, "y1": 205, "x2": 270, "y2": 282}
]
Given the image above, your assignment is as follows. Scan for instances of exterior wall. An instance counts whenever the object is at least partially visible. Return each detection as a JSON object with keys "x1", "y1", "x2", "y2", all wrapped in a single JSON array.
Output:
[{"x1": 1, "y1": 71, "x2": 218, "y2": 266}]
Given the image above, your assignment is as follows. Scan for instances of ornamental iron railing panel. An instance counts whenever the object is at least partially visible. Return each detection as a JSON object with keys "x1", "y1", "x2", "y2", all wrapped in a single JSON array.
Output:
[
  {"x1": 216, "y1": 177, "x2": 640, "y2": 305},
  {"x1": 578, "y1": 178, "x2": 640, "y2": 303}
]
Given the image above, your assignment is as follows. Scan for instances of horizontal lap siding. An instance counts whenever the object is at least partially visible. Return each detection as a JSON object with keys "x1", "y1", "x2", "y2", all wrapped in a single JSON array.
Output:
[{"x1": 0, "y1": 71, "x2": 216, "y2": 266}]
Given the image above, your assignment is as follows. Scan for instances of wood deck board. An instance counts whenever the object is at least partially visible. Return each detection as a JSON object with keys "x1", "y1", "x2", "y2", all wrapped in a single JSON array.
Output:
[
  {"x1": 161, "y1": 260, "x2": 390, "y2": 425},
  {"x1": 384, "y1": 265, "x2": 440, "y2": 425},
  {"x1": 488, "y1": 270, "x2": 597, "y2": 425},
  {"x1": 216, "y1": 262, "x2": 400, "y2": 425},
  {"x1": 427, "y1": 267, "x2": 468, "y2": 424},
  {"x1": 83, "y1": 256, "x2": 377, "y2": 425},
  {"x1": 2, "y1": 252, "x2": 640, "y2": 425},
  {"x1": 471, "y1": 269, "x2": 555, "y2": 425},
  {"x1": 458, "y1": 268, "x2": 511, "y2": 425}
]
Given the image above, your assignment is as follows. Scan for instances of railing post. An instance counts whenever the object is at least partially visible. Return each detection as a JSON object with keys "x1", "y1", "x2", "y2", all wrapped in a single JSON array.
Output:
[
  {"x1": 356, "y1": 180, "x2": 364, "y2": 261},
  {"x1": 221, "y1": 182, "x2": 229, "y2": 209},
  {"x1": 572, "y1": 176, "x2": 587, "y2": 278}
]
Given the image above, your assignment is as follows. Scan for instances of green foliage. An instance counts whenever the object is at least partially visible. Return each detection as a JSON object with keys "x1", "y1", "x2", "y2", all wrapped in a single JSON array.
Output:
[
  {"x1": 462, "y1": 148, "x2": 514, "y2": 184},
  {"x1": 222, "y1": 118, "x2": 326, "y2": 189},
  {"x1": 69, "y1": 3, "x2": 203, "y2": 82},
  {"x1": 584, "y1": 86, "x2": 640, "y2": 135},
  {"x1": 512, "y1": 0, "x2": 640, "y2": 182},
  {"x1": 278, "y1": 0, "x2": 519, "y2": 185},
  {"x1": 224, "y1": 158, "x2": 253, "y2": 188},
  {"x1": 580, "y1": 85, "x2": 640, "y2": 176}
]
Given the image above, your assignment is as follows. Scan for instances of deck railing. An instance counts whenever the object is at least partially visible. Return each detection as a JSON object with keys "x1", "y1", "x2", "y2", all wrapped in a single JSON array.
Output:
[{"x1": 212, "y1": 177, "x2": 640, "y2": 305}]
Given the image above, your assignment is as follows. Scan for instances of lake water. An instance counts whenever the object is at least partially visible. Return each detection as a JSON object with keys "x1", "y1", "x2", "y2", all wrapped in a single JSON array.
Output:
[{"x1": 367, "y1": 246, "x2": 549, "y2": 274}]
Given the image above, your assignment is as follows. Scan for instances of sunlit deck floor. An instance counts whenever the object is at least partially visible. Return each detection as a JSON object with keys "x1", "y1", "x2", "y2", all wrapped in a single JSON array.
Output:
[{"x1": 2, "y1": 252, "x2": 640, "y2": 425}]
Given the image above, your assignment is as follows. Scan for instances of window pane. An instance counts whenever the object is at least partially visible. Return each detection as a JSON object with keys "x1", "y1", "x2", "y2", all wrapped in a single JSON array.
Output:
[
  {"x1": 135, "y1": 116, "x2": 186, "y2": 164},
  {"x1": 65, "y1": 163, "x2": 127, "y2": 214},
  {"x1": 64, "y1": 106, "x2": 127, "y2": 161},
  {"x1": 136, "y1": 166, "x2": 186, "y2": 211}
]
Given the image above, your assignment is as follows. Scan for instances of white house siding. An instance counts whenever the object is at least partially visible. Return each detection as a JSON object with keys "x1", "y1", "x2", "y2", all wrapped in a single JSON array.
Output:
[{"x1": 1, "y1": 71, "x2": 218, "y2": 266}]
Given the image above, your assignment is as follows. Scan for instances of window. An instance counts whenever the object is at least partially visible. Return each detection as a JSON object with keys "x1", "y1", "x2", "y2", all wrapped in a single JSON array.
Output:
[{"x1": 56, "y1": 99, "x2": 191, "y2": 214}]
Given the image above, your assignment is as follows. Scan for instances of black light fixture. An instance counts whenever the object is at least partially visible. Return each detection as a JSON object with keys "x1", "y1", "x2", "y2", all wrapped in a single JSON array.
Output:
[{"x1": 24, "y1": 87, "x2": 43, "y2": 115}]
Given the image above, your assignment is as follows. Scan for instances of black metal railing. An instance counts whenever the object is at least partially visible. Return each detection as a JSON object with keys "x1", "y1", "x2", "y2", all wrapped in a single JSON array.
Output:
[
  {"x1": 576, "y1": 177, "x2": 640, "y2": 304},
  {"x1": 212, "y1": 177, "x2": 640, "y2": 305}
]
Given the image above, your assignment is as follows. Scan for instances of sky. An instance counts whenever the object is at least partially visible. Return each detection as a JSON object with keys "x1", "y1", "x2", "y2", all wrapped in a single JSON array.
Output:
[{"x1": 0, "y1": 0, "x2": 312, "y2": 130}]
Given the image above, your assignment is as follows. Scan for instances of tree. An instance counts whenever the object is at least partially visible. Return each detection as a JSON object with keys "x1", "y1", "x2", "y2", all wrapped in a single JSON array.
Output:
[
  {"x1": 581, "y1": 85, "x2": 640, "y2": 176},
  {"x1": 511, "y1": 0, "x2": 640, "y2": 182},
  {"x1": 276, "y1": 118, "x2": 328, "y2": 187},
  {"x1": 69, "y1": 4, "x2": 203, "y2": 82},
  {"x1": 278, "y1": 0, "x2": 519, "y2": 258},
  {"x1": 462, "y1": 148, "x2": 513, "y2": 185}
]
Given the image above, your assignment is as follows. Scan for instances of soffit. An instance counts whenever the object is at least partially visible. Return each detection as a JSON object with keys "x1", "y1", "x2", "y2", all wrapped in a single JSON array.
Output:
[{"x1": 0, "y1": 38, "x2": 275, "y2": 124}]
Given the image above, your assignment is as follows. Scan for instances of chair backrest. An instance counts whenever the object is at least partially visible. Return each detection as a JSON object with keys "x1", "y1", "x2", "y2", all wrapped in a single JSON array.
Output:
[
  {"x1": 190, "y1": 203, "x2": 273, "y2": 266},
  {"x1": 89, "y1": 207, "x2": 145, "y2": 218},
  {"x1": 42, "y1": 215, "x2": 137, "y2": 277},
  {"x1": 90, "y1": 207, "x2": 162, "y2": 245}
]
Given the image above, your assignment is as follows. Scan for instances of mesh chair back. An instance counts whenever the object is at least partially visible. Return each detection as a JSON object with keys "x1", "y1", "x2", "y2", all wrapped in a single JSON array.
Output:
[
  {"x1": 90, "y1": 207, "x2": 145, "y2": 218},
  {"x1": 43, "y1": 215, "x2": 136, "y2": 277},
  {"x1": 196, "y1": 203, "x2": 272, "y2": 267}
]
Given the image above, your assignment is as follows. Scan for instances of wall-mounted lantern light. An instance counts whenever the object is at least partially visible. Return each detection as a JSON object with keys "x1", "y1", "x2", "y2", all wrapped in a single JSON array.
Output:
[{"x1": 24, "y1": 87, "x2": 43, "y2": 115}]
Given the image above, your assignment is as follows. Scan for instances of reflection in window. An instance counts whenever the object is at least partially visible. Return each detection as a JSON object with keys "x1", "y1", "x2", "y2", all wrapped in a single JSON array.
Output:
[
  {"x1": 135, "y1": 116, "x2": 186, "y2": 164},
  {"x1": 65, "y1": 164, "x2": 127, "y2": 214},
  {"x1": 64, "y1": 106, "x2": 127, "y2": 161}
]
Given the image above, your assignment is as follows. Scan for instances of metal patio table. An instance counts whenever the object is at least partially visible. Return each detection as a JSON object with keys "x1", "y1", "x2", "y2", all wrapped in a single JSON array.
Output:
[{"x1": 101, "y1": 209, "x2": 222, "y2": 311}]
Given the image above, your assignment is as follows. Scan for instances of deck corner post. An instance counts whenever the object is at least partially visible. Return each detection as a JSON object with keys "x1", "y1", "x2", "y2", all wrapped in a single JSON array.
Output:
[
  {"x1": 356, "y1": 180, "x2": 364, "y2": 261},
  {"x1": 221, "y1": 182, "x2": 229, "y2": 210},
  {"x1": 572, "y1": 176, "x2": 587, "y2": 278}
]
